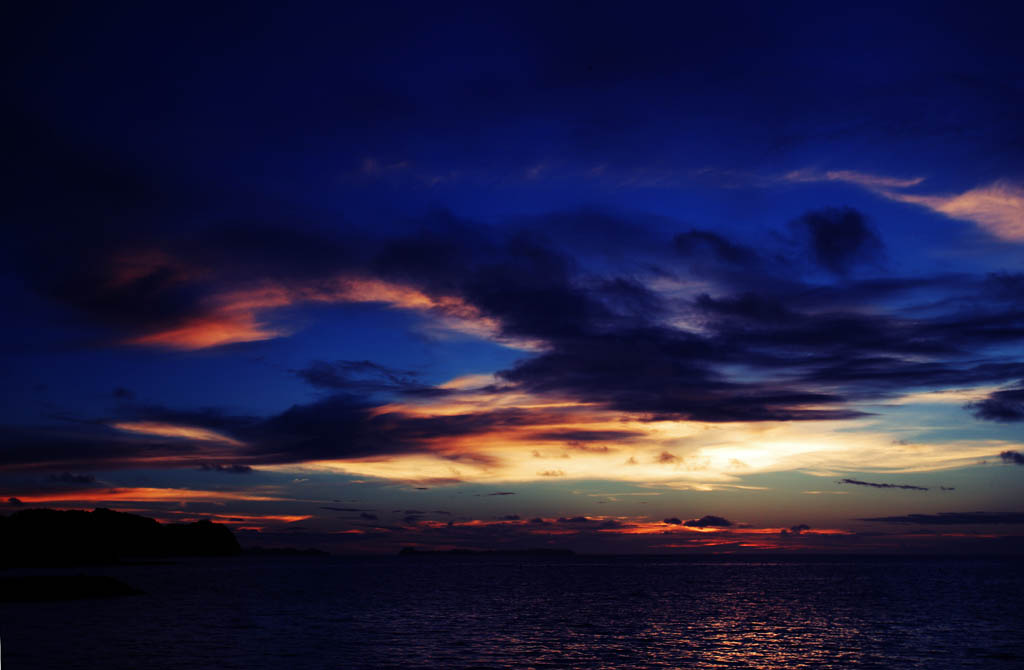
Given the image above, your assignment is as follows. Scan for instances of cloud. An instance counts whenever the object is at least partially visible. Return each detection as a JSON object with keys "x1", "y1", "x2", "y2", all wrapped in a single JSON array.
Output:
[
  {"x1": 791, "y1": 207, "x2": 882, "y2": 275},
  {"x1": 782, "y1": 168, "x2": 925, "y2": 190},
  {"x1": 294, "y1": 360, "x2": 447, "y2": 397},
  {"x1": 1000, "y1": 450, "x2": 1024, "y2": 465},
  {"x1": 882, "y1": 181, "x2": 1024, "y2": 241},
  {"x1": 9, "y1": 207, "x2": 1024, "y2": 482},
  {"x1": 781, "y1": 523, "x2": 811, "y2": 535},
  {"x1": 838, "y1": 478, "x2": 928, "y2": 491},
  {"x1": 861, "y1": 512, "x2": 1024, "y2": 524},
  {"x1": 530, "y1": 430, "x2": 642, "y2": 442},
  {"x1": 663, "y1": 517, "x2": 682, "y2": 525},
  {"x1": 966, "y1": 386, "x2": 1024, "y2": 422},
  {"x1": 198, "y1": 463, "x2": 254, "y2": 474},
  {"x1": 683, "y1": 515, "x2": 733, "y2": 528},
  {"x1": 48, "y1": 472, "x2": 97, "y2": 485},
  {"x1": 783, "y1": 168, "x2": 1024, "y2": 242}
]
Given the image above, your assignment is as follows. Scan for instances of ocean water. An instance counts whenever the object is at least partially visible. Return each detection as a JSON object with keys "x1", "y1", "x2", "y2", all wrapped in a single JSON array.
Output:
[{"x1": 2, "y1": 555, "x2": 1022, "y2": 669}]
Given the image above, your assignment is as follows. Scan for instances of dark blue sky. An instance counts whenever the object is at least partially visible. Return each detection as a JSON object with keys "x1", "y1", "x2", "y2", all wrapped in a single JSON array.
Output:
[{"x1": 3, "y1": 2, "x2": 1023, "y2": 553}]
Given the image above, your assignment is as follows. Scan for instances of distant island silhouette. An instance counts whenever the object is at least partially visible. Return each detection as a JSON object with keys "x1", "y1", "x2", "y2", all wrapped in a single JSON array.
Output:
[{"x1": 0, "y1": 507, "x2": 241, "y2": 567}]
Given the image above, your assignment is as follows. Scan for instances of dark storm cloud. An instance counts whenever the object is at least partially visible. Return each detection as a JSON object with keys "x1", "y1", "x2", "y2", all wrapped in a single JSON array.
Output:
[
  {"x1": 294, "y1": 360, "x2": 448, "y2": 397},
  {"x1": 499, "y1": 327, "x2": 865, "y2": 422},
  {"x1": 0, "y1": 425, "x2": 222, "y2": 472},
  {"x1": 781, "y1": 524, "x2": 811, "y2": 535},
  {"x1": 674, "y1": 230, "x2": 761, "y2": 267},
  {"x1": 11, "y1": 129, "x2": 1024, "y2": 429},
  {"x1": 861, "y1": 512, "x2": 1024, "y2": 525},
  {"x1": 530, "y1": 430, "x2": 642, "y2": 442},
  {"x1": 0, "y1": 394, "x2": 549, "y2": 471},
  {"x1": 683, "y1": 515, "x2": 733, "y2": 528},
  {"x1": 48, "y1": 472, "x2": 96, "y2": 485},
  {"x1": 792, "y1": 208, "x2": 883, "y2": 275},
  {"x1": 6, "y1": 201, "x2": 1024, "y2": 473},
  {"x1": 198, "y1": 463, "x2": 253, "y2": 474},
  {"x1": 8, "y1": 115, "x2": 1024, "y2": 469},
  {"x1": 838, "y1": 478, "x2": 929, "y2": 491},
  {"x1": 966, "y1": 386, "x2": 1024, "y2": 422},
  {"x1": 999, "y1": 450, "x2": 1024, "y2": 465}
]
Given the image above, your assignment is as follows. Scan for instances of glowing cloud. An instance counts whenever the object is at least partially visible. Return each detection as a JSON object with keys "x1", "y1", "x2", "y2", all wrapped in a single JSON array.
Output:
[
  {"x1": 4, "y1": 487, "x2": 282, "y2": 503},
  {"x1": 783, "y1": 169, "x2": 1024, "y2": 241},
  {"x1": 111, "y1": 421, "x2": 245, "y2": 446},
  {"x1": 123, "y1": 272, "x2": 539, "y2": 351},
  {"x1": 879, "y1": 181, "x2": 1024, "y2": 241},
  {"x1": 782, "y1": 168, "x2": 925, "y2": 190}
]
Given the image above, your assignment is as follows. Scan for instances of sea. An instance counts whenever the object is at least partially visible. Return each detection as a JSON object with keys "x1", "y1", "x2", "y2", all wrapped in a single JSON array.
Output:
[{"x1": 2, "y1": 555, "x2": 1022, "y2": 669}]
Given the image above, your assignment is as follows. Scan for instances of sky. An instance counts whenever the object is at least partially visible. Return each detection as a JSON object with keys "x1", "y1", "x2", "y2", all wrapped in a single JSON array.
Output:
[{"x1": 3, "y1": 1, "x2": 1023, "y2": 554}]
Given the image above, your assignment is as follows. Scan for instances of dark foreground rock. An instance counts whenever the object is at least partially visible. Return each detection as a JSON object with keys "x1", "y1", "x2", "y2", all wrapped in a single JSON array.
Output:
[
  {"x1": 0, "y1": 575, "x2": 143, "y2": 602},
  {"x1": 0, "y1": 508, "x2": 241, "y2": 567}
]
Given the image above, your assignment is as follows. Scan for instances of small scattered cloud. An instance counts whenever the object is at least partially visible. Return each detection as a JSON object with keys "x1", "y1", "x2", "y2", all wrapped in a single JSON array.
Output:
[
  {"x1": 781, "y1": 523, "x2": 811, "y2": 535},
  {"x1": 48, "y1": 472, "x2": 97, "y2": 485},
  {"x1": 882, "y1": 181, "x2": 1024, "y2": 241},
  {"x1": 781, "y1": 168, "x2": 924, "y2": 190},
  {"x1": 999, "y1": 450, "x2": 1024, "y2": 465},
  {"x1": 663, "y1": 517, "x2": 682, "y2": 525},
  {"x1": 966, "y1": 386, "x2": 1024, "y2": 422},
  {"x1": 791, "y1": 207, "x2": 882, "y2": 275},
  {"x1": 838, "y1": 478, "x2": 928, "y2": 491},
  {"x1": 684, "y1": 515, "x2": 733, "y2": 528},
  {"x1": 198, "y1": 463, "x2": 253, "y2": 474}
]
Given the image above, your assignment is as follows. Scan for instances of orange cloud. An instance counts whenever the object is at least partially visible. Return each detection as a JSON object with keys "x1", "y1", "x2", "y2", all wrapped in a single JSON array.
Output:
[
  {"x1": 782, "y1": 168, "x2": 925, "y2": 190},
  {"x1": 879, "y1": 181, "x2": 1024, "y2": 241},
  {"x1": 5, "y1": 487, "x2": 283, "y2": 503},
  {"x1": 123, "y1": 273, "x2": 539, "y2": 351},
  {"x1": 783, "y1": 169, "x2": 1024, "y2": 241},
  {"x1": 111, "y1": 421, "x2": 246, "y2": 446},
  {"x1": 125, "y1": 313, "x2": 285, "y2": 350}
]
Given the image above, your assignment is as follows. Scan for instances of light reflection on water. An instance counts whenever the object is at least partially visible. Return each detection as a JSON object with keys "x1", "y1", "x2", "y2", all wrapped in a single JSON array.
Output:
[{"x1": 2, "y1": 556, "x2": 1022, "y2": 669}]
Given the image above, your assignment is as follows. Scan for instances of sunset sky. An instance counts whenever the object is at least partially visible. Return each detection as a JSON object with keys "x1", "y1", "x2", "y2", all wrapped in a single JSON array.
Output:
[{"x1": 4, "y1": 2, "x2": 1023, "y2": 553}]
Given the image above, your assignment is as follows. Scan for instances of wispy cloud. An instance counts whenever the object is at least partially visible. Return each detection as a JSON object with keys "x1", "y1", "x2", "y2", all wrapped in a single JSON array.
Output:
[
  {"x1": 782, "y1": 169, "x2": 1024, "y2": 242},
  {"x1": 782, "y1": 168, "x2": 925, "y2": 190},
  {"x1": 879, "y1": 181, "x2": 1024, "y2": 241}
]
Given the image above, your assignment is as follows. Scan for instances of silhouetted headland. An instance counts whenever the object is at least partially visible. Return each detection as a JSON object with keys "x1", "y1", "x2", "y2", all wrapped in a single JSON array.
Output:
[
  {"x1": 398, "y1": 547, "x2": 576, "y2": 557},
  {"x1": 0, "y1": 507, "x2": 241, "y2": 567}
]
